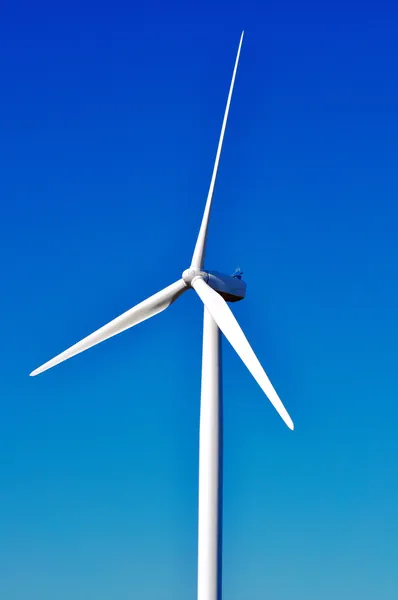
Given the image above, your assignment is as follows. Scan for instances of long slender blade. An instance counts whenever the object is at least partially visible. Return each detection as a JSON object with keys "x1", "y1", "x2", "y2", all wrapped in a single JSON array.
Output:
[
  {"x1": 192, "y1": 277, "x2": 294, "y2": 430},
  {"x1": 30, "y1": 279, "x2": 187, "y2": 376},
  {"x1": 191, "y1": 31, "x2": 244, "y2": 270}
]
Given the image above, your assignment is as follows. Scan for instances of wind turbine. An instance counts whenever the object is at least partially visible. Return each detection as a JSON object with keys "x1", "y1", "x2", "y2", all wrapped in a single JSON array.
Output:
[{"x1": 30, "y1": 31, "x2": 294, "y2": 600}]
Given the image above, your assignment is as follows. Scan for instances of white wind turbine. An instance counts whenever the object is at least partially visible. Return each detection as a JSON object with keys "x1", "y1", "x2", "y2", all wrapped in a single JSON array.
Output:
[{"x1": 30, "y1": 31, "x2": 294, "y2": 600}]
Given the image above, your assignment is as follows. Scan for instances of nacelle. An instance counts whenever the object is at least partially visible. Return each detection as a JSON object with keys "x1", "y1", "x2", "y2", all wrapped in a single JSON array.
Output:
[{"x1": 205, "y1": 270, "x2": 246, "y2": 302}]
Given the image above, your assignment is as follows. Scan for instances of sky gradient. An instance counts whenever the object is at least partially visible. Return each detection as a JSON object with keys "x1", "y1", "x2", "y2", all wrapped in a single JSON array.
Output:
[{"x1": 1, "y1": 1, "x2": 398, "y2": 599}]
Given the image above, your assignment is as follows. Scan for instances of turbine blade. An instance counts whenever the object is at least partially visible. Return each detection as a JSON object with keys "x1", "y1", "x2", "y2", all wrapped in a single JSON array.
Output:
[
  {"x1": 30, "y1": 279, "x2": 187, "y2": 377},
  {"x1": 192, "y1": 277, "x2": 294, "y2": 430},
  {"x1": 191, "y1": 31, "x2": 244, "y2": 270}
]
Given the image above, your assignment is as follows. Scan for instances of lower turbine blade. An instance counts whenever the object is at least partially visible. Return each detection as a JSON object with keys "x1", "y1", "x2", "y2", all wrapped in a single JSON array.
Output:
[
  {"x1": 30, "y1": 279, "x2": 187, "y2": 376},
  {"x1": 192, "y1": 277, "x2": 294, "y2": 430}
]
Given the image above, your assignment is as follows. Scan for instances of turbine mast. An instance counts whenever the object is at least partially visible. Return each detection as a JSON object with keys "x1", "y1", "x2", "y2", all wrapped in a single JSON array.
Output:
[{"x1": 197, "y1": 308, "x2": 223, "y2": 600}]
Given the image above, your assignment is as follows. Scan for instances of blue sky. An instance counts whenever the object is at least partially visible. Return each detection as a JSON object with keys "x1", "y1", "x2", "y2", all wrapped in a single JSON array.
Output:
[{"x1": 1, "y1": 1, "x2": 398, "y2": 599}]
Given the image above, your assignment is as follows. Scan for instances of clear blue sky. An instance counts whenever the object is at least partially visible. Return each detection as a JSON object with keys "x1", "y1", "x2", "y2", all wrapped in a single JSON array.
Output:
[{"x1": 1, "y1": 1, "x2": 398, "y2": 599}]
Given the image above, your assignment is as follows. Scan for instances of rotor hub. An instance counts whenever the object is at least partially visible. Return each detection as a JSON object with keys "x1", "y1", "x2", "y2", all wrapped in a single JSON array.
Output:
[{"x1": 182, "y1": 268, "x2": 207, "y2": 286}]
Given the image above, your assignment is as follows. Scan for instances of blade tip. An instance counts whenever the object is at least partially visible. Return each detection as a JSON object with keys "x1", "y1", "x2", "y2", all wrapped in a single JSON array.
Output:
[{"x1": 30, "y1": 366, "x2": 44, "y2": 377}]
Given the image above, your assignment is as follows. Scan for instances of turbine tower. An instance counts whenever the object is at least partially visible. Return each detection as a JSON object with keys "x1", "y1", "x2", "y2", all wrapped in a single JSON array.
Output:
[{"x1": 30, "y1": 31, "x2": 294, "y2": 600}]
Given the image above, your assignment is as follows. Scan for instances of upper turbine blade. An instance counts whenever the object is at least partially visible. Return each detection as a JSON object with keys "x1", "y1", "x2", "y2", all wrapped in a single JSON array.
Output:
[
  {"x1": 191, "y1": 277, "x2": 294, "y2": 430},
  {"x1": 30, "y1": 279, "x2": 187, "y2": 377},
  {"x1": 191, "y1": 31, "x2": 244, "y2": 270}
]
